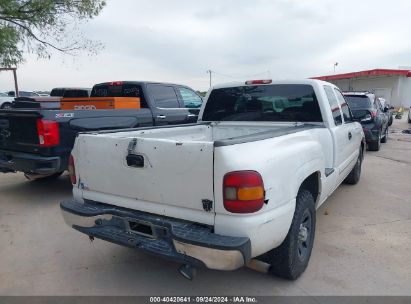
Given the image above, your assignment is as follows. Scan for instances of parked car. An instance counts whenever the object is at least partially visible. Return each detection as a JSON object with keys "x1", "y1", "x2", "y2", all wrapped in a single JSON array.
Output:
[
  {"x1": 0, "y1": 92, "x2": 14, "y2": 109},
  {"x1": 62, "y1": 88, "x2": 91, "y2": 98},
  {"x1": 7, "y1": 91, "x2": 40, "y2": 97},
  {"x1": 12, "y1": 87, "x2": 91, "y2": 109},
  {"x1": 61, "y1": 79, "x2": 365, "y2": 280},
  {"x1": 343, "y1": 91, "x2": 390, "y2": 151},
  {"x1": 0, "y1": 81, "x2": 202, "y2": 180},
  {"x1": 377, "y1": 97, "x2": 394, "y2": 126}
]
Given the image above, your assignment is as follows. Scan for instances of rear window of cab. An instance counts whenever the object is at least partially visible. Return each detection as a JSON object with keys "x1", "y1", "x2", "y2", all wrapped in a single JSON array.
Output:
[
  {"x1": 91, "y1": 84, "x2": 143, "y2": 98},
  {"x1": 202, "y1": 84, "x2": 322, "y2": 122}
]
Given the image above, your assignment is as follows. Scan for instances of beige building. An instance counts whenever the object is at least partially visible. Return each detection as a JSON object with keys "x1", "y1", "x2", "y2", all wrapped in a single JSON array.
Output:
[{"x1": 313, "y1": 69, "x2": 411, "y2": 107}]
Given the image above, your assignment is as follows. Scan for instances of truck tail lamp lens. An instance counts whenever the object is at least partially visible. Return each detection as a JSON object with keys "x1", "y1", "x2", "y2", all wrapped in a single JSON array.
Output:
[
  {"x1": 223, "y1": 171, "x2": 265, "y2": 213},
  {"x1": 36, "y1": 119, "x2": 60, "y2": 147},
  {"x1": 68, "y1": 154, "x2": 76, "y2": 184},
  {"x1": 245, "y1": 79, "x2": 272, "y2": 85}
]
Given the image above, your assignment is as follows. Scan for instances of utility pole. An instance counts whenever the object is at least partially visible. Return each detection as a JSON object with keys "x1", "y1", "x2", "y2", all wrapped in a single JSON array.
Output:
[
  {"x1": 0, "y1": 67, "x2": 19, "y2": 97},
  {"x1": 333, "y1": 62, "x2": 338, "y2": 74},
  {"x1": 206, "y1": 70, "x2": 212, "y2": 88}
]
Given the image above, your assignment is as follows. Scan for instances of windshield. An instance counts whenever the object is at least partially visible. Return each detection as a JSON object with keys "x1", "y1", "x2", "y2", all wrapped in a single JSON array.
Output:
[
  {"x1": 202, "y1": 84, "x2": 322, "y2": 122},
  {"x1": 344, "y1": 95, "x2": 373, "y2": 109}
]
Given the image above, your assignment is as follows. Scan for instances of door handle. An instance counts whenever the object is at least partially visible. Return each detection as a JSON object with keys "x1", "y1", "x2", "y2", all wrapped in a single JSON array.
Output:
[
  {"x1": 157, "y1": 115, "x2": 166, "y2": 120},
  {"x1": 348, "y1": 132, "x2": 352, "y2": 140},
  {"x1": 187, "y1": 114, "x2": 197, "y2": 118}
]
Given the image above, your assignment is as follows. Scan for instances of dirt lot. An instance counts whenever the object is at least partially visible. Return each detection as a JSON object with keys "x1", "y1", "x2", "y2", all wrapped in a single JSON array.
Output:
[{"x1": 0, "y1": 116, "x2": 410, "y2": 296}]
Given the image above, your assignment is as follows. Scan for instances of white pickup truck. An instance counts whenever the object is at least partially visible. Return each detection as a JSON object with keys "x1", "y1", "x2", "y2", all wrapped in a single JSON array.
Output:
[{"x1": 61, "y1": 79, "x2": 365, "y2": 280}]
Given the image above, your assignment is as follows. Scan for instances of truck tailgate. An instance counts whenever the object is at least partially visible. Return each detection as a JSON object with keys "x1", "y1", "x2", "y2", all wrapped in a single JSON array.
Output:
[
  {"x1": 0, "y1": 110, "x2": 41, "y2": 153},
  {"x1": 76, "y1": 134, "x2": 215, "y2": 225}
]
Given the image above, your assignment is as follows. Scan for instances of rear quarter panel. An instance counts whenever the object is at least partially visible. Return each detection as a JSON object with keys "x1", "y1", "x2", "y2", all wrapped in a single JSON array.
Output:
[{"x1": 213, "y1": 130, "x2": 326, "y2": 257}]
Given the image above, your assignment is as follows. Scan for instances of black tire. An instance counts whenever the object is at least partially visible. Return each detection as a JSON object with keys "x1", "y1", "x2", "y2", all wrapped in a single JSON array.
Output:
[
  {"x1": 408, "y1": 116, "x2": 411, "y2": 123},
  {"x1": 344, "y1": 147, "x2": 363, "y2": 185},
  {"x1": 368, "y1": 140, "x2": 380, "y2": 151},
  {"x1": 262, "y1": 189, "x2": 316, "y2": 280},
  {"x1": 381, "y1": 127, "x2": 388, "y2": 143},
  {"x1": 368, "y1": 130, "x2": 381, "y2": 151},
  {"x1": 388, "y1": 116, "x2": 393, "y2": 127},
  {"x1": 1, "y1": 102, "x2": 12, "y2": 110},
  {"x1": 24, "y1": 171, "x2": 64, "y2": 181}
]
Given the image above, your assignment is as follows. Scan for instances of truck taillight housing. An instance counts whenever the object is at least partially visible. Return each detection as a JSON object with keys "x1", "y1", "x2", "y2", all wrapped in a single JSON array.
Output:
[
  {"x1": 36, "y1": 119, "x2": 59, "y2": 147},
  {"x1": 245, "y1": 79, "x2": 272, "y2": 85},
  {"x1": 68, "y1": 154, "x2": 76, "y2": 184},
  {"x1": 223, "y1": 171, "x2": 265, "y2": 213}
]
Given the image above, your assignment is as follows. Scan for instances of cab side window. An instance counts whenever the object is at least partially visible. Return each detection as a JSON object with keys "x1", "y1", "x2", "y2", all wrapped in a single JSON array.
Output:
[
  {"x1": 147, "y1": 84, "x2": 179, "y2": 108},
  {"x1": 324, "y1": 85, "x2": 342, "y2": 125},
  {"x1": 334, "y1": 89, "x2": 353, "y2": 123},
  {"x1": 176, "y1": 87, "x2": 203, "y2": 108}
]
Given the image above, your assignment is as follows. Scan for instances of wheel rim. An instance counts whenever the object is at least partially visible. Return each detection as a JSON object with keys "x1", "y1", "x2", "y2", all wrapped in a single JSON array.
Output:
[{"x1": 297, "y1": 209, "x2": 312, "y2": 261}]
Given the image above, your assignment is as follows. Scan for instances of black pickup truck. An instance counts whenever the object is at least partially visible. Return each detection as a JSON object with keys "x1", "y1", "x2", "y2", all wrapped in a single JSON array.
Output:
[{"x1": 0, "y1": 81, "x2": 202, "y2": 180}]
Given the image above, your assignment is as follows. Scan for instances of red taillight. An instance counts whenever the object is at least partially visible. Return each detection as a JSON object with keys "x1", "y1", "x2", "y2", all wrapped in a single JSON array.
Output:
[
  {"x1": 68, "y1": 154, "x2": 76, "y2": 184},
  {"x1": 245, "y1": 79, "x2": 272, "y2": 85},
  {"x1": 36, "y1": 119, "x2": 59, "y2": 147},
  {"x1": 108, "y1": 81, "x2": 123, "y2": 86},
  {"x1": 223, "y1": 171, "x2": 265, "y2": 213}
]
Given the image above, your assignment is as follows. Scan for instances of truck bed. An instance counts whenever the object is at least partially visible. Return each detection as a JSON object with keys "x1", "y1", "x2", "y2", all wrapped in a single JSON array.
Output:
[
  {"x1": 72, "y1": 122, "x2": 321, "y2": 226},
  {"x1": 91, "y1": 122, "x2": 321, "y2": 145}
]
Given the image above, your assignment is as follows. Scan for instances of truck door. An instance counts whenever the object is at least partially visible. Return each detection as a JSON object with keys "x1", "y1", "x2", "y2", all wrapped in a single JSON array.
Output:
[
  {"x1": 335, "y1": 88, "x2": 362, "y2": 165},
  {"x1": 324, "y1": 86, "x2": 358, "y2": 183},
  {"x1": 146, "y1": 84, "x2": 193, "y2": 125}
]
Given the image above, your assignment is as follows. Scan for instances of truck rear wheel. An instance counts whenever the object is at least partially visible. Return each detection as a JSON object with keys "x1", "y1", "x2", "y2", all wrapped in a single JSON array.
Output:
[{"x1": 263, "y1": 189, "x2": 316, "y2": 280}]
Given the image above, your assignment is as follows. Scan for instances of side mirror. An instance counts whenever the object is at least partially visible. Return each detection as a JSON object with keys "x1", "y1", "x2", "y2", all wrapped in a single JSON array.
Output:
[{"x1": 360, "y1": 114, "x2": 372, "y2": 123}]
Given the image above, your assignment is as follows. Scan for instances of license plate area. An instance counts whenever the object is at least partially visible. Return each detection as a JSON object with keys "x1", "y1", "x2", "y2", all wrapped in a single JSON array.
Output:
[{"x1": 124, "y1": 218, "x2": 156, "y2": 239}]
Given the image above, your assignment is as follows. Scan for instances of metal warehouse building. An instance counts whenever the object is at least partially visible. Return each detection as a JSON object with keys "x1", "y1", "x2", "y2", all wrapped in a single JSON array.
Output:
[{"x1": 313, "y1": 68, "x2": 411, "y2": 107}]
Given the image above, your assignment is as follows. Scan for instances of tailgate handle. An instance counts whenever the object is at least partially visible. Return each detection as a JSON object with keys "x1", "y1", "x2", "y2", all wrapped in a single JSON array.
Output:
[{"x1": 126, "y1": 154, "x2": 144, "y2": 168}]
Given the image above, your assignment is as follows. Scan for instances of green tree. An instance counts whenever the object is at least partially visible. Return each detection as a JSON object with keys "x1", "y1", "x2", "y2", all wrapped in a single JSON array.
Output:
[
  {"x1": 0, "y1": 0, "x2": 106, "y2": 67},
  {"x1": 196, "y1": 90, "x2": 207, "y2": 97}
]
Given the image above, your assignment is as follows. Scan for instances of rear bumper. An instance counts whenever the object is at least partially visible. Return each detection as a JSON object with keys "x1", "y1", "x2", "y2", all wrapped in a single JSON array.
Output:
[
  {"x1": 60, "y1": 199, "x2": 251, "y2": 270},
  {"x1": 0, "y1": 149, "x2": 61, "y2": 174}
]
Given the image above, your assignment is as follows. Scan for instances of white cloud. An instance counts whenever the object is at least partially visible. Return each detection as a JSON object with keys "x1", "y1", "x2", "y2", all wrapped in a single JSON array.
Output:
[{"x1": 1, "y1": 0, "x2": 411, "y2": 92}]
